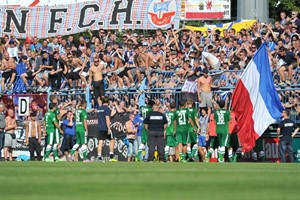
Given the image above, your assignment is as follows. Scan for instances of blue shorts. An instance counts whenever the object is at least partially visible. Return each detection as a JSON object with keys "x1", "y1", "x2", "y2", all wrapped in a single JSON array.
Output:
[{"x1": 198, "y1": 135, "x2": 207, "y2": 147}]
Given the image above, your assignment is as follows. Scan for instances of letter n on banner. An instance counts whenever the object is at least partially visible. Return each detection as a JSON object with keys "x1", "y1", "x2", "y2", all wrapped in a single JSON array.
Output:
[{"x1": 18, "y1": 97, "x2": 30, "y2": 116}]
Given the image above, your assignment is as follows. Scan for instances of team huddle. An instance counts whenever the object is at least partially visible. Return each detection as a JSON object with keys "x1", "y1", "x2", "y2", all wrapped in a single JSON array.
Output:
[
  {"x1": 134, "y1": 98, "x2": 239, "y2": 163},
  {"x1": 40, "y1": 95, "x2": 239, "y2": 162},
  {"x1": 43, "y1": 96, "x2": 89, "y2": 162}
]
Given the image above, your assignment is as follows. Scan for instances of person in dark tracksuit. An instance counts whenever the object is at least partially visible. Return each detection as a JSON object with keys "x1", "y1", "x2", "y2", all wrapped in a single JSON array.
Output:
[
  {"x1": 277, "y1": 109, "x2": 299, "y2": 163},
  {"x1": 143, "y1": 104, "x2": 168, "y2": 162}
]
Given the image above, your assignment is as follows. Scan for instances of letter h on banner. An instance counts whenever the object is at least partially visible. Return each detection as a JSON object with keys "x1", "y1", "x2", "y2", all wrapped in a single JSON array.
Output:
[{"x1": 110, "y1": 0, "x2": 134, "y2": 25}]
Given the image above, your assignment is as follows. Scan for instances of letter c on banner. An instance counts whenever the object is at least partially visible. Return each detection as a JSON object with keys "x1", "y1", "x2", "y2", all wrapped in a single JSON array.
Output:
[{"x1": 18, "y1": 97, "x2": 30, "y2": 116}]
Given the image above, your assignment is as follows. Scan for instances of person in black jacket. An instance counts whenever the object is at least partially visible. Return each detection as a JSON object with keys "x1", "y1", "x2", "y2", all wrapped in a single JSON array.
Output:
[
  {"x1": 277, "y1": 109, "x2": 299, "y2": 163},
  {"x1": 143, "y1": 104, "x2": 168, "y2": 162}
]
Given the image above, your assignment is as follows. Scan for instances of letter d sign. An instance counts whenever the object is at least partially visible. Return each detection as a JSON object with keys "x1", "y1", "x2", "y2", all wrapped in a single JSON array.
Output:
[{"x1": 18, "y1": 97, "x2": 30, "y2": 116}]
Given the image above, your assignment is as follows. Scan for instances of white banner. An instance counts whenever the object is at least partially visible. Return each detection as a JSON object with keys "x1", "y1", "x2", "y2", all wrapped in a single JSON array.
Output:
[
  {"x1": 184, "y1": 0, "x2": 231, "y2": 20},
  {"x1": 181, "y1": 79, "x2": 198, "y2": 93},
  {"x1": 0, "y1": 0, "x2": 182, "y2": 38},
  {"x1": 0, "y1": 0, "x2": 90, "y2": 7}
]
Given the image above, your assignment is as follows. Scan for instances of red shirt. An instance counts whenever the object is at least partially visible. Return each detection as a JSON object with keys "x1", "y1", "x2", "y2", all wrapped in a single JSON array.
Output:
[
  {"x1": 228, "y1": 112, "x2": 238, "y2": 134},
  {"x1": 208, "y1": 114, "x2": 217, "y2": 137}
]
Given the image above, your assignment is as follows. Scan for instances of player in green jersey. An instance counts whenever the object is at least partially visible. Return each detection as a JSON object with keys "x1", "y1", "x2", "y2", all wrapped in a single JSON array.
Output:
[
  {"x1": 164, "y1": 101, "x2": 177, "y2": 162},
  {"x1": 186, "y1": 98, "x2": 200, "y2": 161},
  {"x1": 44, "y1": 103, "x2": 64, "y2": 162},
  {"x1": 49, "y1": 95, "x2": 70, "y2": 120},
  {"x1": 136, "y1": 100, "x2": 155, "y2": 161},
  {"x1": 49, "y1": 96, "x2": 70, "y2": 148},
  {"x1": 174, "y1": 100, "x2": 193, "y2": 162},
  {"x1": 70, "y1": 100, "x2": 88, "y2": 162},
  {"x1": 214, "y1": 100, "x2": 231, "y2": 162}
]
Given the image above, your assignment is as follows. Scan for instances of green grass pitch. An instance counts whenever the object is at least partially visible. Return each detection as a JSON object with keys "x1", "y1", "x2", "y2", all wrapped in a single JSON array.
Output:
[{"x1": 0, "y1": 162, "x2": 299, "y2": 200}]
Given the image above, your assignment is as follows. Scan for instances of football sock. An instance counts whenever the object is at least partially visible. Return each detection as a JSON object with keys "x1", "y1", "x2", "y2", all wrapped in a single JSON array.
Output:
[
  {"x1": 136, "y1": 150, "x2": 142, "y2": 161},
  {"x1": 164, "y1": 146, "x2": 170, "y2": 161},
  {"x1": 187, "y1": 147, "x2": 191, "y2": 158},
  {"x1": 109, "y1": 153, "x2": 114, "y2": 159},
  {"x1": 206, "y1": 148, "x2": 213, "y2": 158},
  {"x1": 191, "y1": 146, "x2": 198, "y2": 159},
  {"x1": 218, "y1": 146, "x2": 225, "y2": 162},
  {"x1": 228, "y1": 149, "x2": 233, "y2": 162}
]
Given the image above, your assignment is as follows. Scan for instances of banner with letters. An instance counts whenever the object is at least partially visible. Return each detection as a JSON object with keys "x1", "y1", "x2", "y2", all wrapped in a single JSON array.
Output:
[
  {"x1": 86, "y1": 113, "x2": 129, "y2": 161},
  {"x1": 184, "y1": 0, "x2": 231, "y2": 20},
  {"x1": 0, "y1": 0, "x2": 182, "y2": 39}
]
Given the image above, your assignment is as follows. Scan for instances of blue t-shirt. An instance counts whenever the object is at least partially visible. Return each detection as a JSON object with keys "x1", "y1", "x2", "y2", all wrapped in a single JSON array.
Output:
[
  {"x1": 30, "y1": 43, "x2": 42, "y2": 52},
  {"x1": 98, "y1": 105, "x2": 111, "y2": 130},
  {"x1": 133, "y1": 113, "x2": 143, "y2": 136},
  {"x1": 63, "y1": 119, "x2": 75, "y2": 136}
]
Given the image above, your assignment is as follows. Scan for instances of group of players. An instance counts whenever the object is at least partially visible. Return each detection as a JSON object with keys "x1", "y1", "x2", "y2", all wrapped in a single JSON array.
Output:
[
  {"x1": 42, "y1": 95, "x2": 89, "y2": 162},
  {"x1": 41, "y1": 94, "x2": 239, "y2": 162},
  {"x1": 134, "y1": 98, "x2": 239, "y2": 163}
]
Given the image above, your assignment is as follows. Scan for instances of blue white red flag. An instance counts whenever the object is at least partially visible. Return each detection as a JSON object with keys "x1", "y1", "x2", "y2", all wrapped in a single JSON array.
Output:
[{"x1": 232, "y1": 43, "x2": 283, "y2": 152}]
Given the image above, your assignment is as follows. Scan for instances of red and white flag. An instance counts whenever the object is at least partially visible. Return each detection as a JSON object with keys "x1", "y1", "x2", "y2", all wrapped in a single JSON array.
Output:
[{"x1": 185, "y1": 0, "x2": 225, "y2": 19}]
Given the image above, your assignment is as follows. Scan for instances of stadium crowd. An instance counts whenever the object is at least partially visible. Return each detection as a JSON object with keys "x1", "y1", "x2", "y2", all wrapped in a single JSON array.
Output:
[{"x1": 0, "y1": 11, "x2": 300, "y2": 162}]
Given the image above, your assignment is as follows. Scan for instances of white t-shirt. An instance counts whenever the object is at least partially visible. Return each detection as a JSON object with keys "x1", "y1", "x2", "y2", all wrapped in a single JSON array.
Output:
[
  {"x1": 201, "y1": 52, "x2": 220, "y2": 66},
  {"x1": 7, "y1": 47, "x2": 18, "y2": 58}
]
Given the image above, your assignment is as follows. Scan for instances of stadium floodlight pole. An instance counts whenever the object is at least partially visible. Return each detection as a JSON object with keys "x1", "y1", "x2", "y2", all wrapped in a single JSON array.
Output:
[{"x1": 254, "y1": 0, "x2": 257, "y2": 19}]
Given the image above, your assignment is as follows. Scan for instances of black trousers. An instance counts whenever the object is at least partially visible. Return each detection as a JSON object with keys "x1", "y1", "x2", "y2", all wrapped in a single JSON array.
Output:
[
  {"x1": 49, "y1": 72, "x2": 63, "y2": 91},
  {"x1": 29, "y1": 137, "x2": 42, "y2": 161},
  {"x1": 0, "y1": 131, "x2": 5, "y2": 160},
  {"x1": 147, "y1": 131, "x2": 165, "y2": 162}
]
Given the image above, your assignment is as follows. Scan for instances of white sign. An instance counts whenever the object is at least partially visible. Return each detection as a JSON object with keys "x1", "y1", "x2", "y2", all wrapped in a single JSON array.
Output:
[
  {"x1": 181, "y1": 80, "x2": 198, "y2": 93},
  {"x1": 18, "y1": 97, "x2": 30, "y2": 116},
  {"x1": 0, "y1": 0, "x2": 89, "y2": 7},
  {"x1": 184, "y1": 0, "x2": 231, "y2": 20}
]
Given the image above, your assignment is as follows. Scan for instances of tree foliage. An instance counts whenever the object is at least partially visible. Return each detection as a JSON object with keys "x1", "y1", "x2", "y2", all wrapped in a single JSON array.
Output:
[{"x1": 269, "y1": 0, "x2": 300, "y2": 20}]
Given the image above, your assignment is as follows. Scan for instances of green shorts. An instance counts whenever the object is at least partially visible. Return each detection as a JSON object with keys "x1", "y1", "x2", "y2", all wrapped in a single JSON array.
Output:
[
  {"x1": 217, "y1": 133, "x2": 230, "y2": 147},
  {"x1": 47, "y1": 131, "x2": 59, "y2": 145},
  {"x1": 166, "y1": 135, "x2": 177, "y2": 147},
  {"x1": 141, "y1": 127, "x2": 148, "y2": 144},
  {"x1": 76, "y1": 129, "x2": 86, "y2": 145},
  {"x1": 187, "y1": 131, "x2": 198, "y2": 144},
  {"x1": 176, "y1": 132, "x2": 188, "y2": 145},
  {"x1": 209, "y1": 136, "x2": 219, "y2": 149}
]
